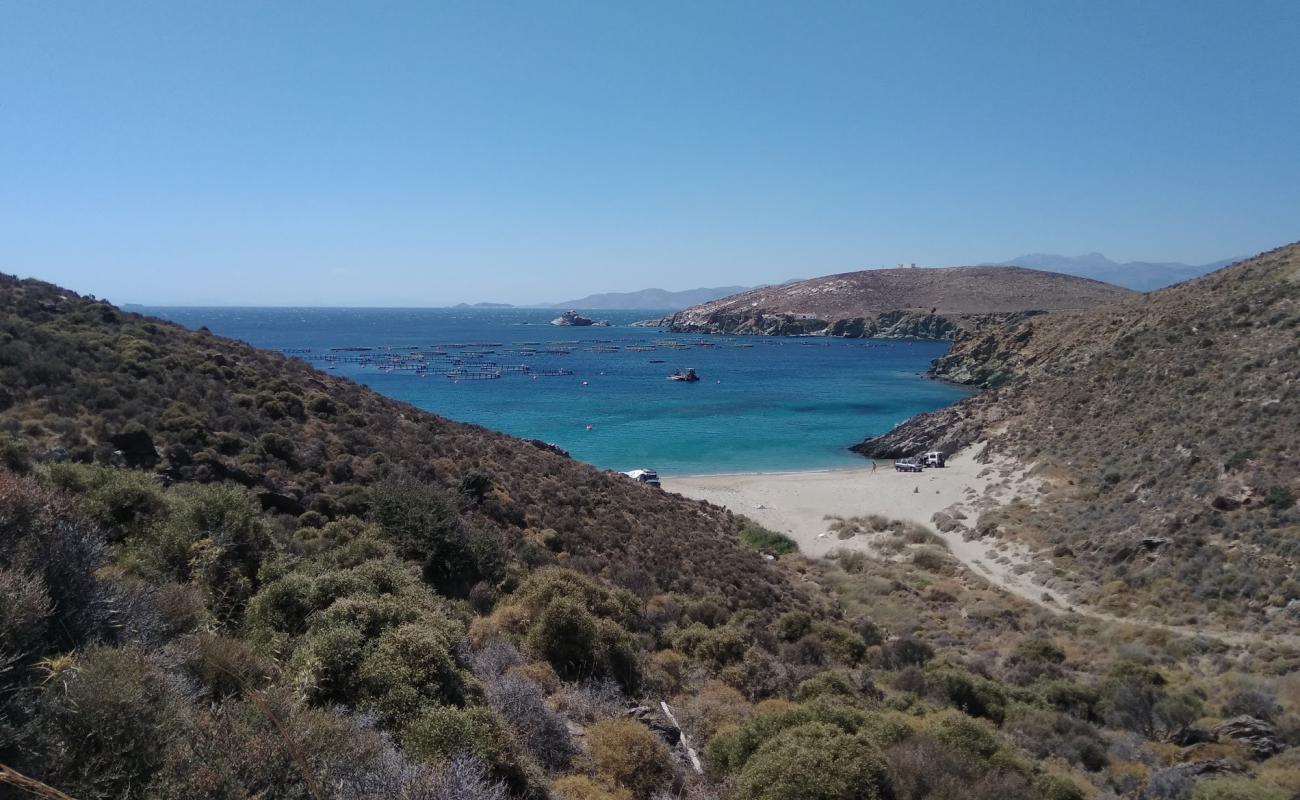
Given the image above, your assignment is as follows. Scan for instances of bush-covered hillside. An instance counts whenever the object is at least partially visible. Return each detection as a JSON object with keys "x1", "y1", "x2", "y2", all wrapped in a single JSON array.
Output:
[
  {"x1": 0, "y1": 272, "x2": 800, "y2": 612},
  {"x1": 857, "y1": 242, "x2": 1300, "y2": 633},
  {"x1": 3, "y1": 272, "x2": 1300, "y2": 800}
]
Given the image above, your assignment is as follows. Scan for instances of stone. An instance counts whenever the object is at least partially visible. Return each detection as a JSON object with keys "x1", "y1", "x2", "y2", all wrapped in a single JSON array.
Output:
[
  {"x1": 1212, "y1": 715, "x2": 1284, "y2": 760},
  {"x1": 108, "y1": 429, "x2": 159, "y2": 469},
  {"x1": 260, "y1": 491, "x2": 306, "y2": 516}
]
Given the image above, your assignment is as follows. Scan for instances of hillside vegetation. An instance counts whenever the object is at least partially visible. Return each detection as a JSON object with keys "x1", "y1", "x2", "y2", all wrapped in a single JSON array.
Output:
[
  {"x1": 663, "y1": 266, "x2": 1132, "y2": 339},
  {"x1": 3, "y1": 271, "x2": 1300, "y2": 800},
  {"x1": 857, "y1": 243, "x2": 1300, "y2": 634}
]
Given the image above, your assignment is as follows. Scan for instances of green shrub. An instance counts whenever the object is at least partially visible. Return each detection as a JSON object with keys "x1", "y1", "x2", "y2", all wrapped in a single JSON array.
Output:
[
  {"x1": 811, "y1": 622, "x2": 868, "y2": 665},
  {"x1": 671, "y1": 622, "x2": 749, "y2": 669},
  {"x1": 774, "y1": 610, "x2": 812, "y2": 641},
  {"x1": 359, "y1": 622, "x2": 465, "y2": 721},
  {"x1": 33, "y1": 646, "x2": 183, "y2": 800},
  {"x1": 796, "y1": 671, "x2": 861, "y2": 704},
  {"x1": 923, "y1": 709, "x2": 1003, "y2": 763},
  {"x1": 1014, "y1": 638, "x2": 1066, "y2": 665},
  {"x1": 1098, "y1": 660, "x2": 1168, "y2": 736},
  {"x1": 1040, "y1": 680, "x2": 1099, "y2": 720},
  {"x1": 403, "y1": 705, "x2": 528, "y2": 794},
  {"x1": 257, "y1": 432, "x2": 296, "y2": 462},
  {"x1": 46, "y1": 463, "x2": 166, "y2": 541},
  {"x1": 587, "y1": 718, "x2": 674, "y2": 800},
  {"x1": 0, "y1": 433, "x2": 31, "y2": 473},
  {"x1": 740, "y1": 521, "x2": 797, "y2": 555},
  {"x1": 368, "y1": 477, "x2": 497, "y2": 595},
  {"x1": 734, "y1": 721, "x2": 891, "y2": 800},
  {"x1": 705, "y1": 698, "x2": 884, "y2": 775},
  {"x1": 292, "y1": 622, "x2": 367, "y2": 705},
  {"x1": 512, "y1": 567, "x2": 640, "y2": 626},
  {"x1": 928, "y1": 668, "x2": 1009, "y2": 723},
  {"x1": 1192, "y1": 776, "x2": 1292, "y2": 800},
  {"x1": 148, "y1": 482, "x2": 269, "y2": 624},
  {"x1": 527, "y1": 596, "x2": 599, "y2": 678},
  {"x1": 1033, "y1": 773, "x2": 1088, "y2": 800}
]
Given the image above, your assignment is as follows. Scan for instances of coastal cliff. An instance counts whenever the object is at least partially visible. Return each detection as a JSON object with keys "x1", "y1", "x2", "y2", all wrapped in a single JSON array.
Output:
[{"x1": 663, "y1": 266, "x2": 1132, "y2": 340}]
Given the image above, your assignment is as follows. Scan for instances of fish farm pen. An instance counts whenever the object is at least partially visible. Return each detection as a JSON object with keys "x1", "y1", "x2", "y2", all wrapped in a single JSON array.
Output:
[{"x1": 288, "y1": 334, "x2": 899, "y2": 385}]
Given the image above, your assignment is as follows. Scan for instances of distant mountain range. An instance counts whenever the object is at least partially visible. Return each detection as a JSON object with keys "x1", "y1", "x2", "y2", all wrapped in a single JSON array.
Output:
[
  {"x1": 541, "y1": 285, "x2": 751, "y2": 310},
  {"x1": 993, "y1": 253, "x2": 1236, "y2": 291}
]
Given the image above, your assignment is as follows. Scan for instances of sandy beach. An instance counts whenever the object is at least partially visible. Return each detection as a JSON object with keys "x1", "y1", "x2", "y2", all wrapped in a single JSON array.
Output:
[
  {"x1": 662, "y1": 447, "x2": 1052, "y2": 607},
  {"x1": 663, "y1": 449, "x2": 990, "y2": 557}
]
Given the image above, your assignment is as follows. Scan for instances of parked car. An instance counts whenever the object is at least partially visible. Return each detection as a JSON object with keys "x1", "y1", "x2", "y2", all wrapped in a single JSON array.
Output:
[
  {"x1": 622, "y1": 468, "x2": 662, "y2": 487},
  {"x1": 894, "y1": 460, "x2": 923, "y2": 473}
]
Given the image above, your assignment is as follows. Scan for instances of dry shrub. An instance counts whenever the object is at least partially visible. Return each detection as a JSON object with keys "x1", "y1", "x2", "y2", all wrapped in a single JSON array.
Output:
[
  {"x1": 483, "y1": 671, "x2": 575, "y2": 770},
  {"x1": 552, "y1": 680, "x2": 626, "y2": 724},
  {"x1": 152, "y1": 581, "x2": 209, "y2": 634},
  {"x1": 508, "y1": 661, "x2": 560, "y2": 693},
  {"x1": 674, "y1": 680, "x2": 753, "y2": 741},
  {"x1": 468, "y1": 603, "x2": 533, "y2": 648},
  {"x1": 586, "y1": 719, "x2": 674, "y2": 800},
  {"x1": 910, "y1": 546, "x2": 952, "y2": 573},
  {"x1": 552, "y1": 775, "x2": 634, "y2": 800},
  {"x1": 646, "y1": 649, "x2": 689, "y2": 696},
  {"x1": 832, "y1": 549, "x2": 871, "y2": 574}
]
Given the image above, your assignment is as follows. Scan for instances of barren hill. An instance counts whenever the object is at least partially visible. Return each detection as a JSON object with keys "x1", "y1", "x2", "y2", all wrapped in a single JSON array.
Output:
[
  {"x1": 856, "y1": 242, "x2": 1300, "y2": 631},
  {"x1": 663, "y1": 266, "x2": 1133, "y2": 339}
]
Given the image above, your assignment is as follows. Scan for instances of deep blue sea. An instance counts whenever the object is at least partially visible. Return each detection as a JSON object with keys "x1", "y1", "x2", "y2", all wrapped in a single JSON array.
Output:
[{"x1": 140, "y1": 307, "x2": 971, "y2": 476}]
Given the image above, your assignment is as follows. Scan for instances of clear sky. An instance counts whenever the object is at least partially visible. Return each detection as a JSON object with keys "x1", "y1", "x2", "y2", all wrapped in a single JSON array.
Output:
[{"x1": 2, "y1": 1, "x2": 1297, "y2": 306}]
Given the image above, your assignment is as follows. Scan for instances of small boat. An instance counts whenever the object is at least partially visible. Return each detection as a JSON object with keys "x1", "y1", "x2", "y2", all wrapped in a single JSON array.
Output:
[{"x1": 668, "y1": 368, "x2": 700, "y2": 382}]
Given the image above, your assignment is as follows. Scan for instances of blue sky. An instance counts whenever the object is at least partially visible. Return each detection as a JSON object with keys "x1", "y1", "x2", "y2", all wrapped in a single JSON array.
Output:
[{"x1": 2, "y1": 1, "x2": 1297, "y2": 306}]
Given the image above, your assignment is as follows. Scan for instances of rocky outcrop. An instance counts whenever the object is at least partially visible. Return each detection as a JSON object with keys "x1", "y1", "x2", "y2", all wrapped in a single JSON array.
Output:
[
  {"x1": 550, "y1": 310, "x2": 608, "y2": 327},
  {"x1": 663, "y1": 309, "x2": 981, "y2": 340},
  {"x1": 662, "y1": 311, "x2": 829, "y2": 336},
  {"x1": 664, "y1": 307, "x2": 1063, "y2": 345},
  {"x1": 850, "y1": 402, "x2": 989, "y2": 460},
  {"x1": 928, "y1": 312, "x2": 1046, "y2": 386},
  {"x1": 1212, "y1": 716, "x2": 1285, "y2": 760}
]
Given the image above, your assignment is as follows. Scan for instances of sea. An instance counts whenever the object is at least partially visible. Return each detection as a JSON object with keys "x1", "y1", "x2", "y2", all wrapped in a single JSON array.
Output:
[{"x1": 140, "y1": 307, "x2": 972, "y2": 476}]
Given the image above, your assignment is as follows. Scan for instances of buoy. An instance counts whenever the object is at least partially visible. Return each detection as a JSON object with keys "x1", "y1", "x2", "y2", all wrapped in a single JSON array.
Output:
[
  {"x1": 585, "y1": 424, "x2": 593, "y2": 430},
  {"x1": 581, "y1": 381, "x2": 589, "y2": 386}
]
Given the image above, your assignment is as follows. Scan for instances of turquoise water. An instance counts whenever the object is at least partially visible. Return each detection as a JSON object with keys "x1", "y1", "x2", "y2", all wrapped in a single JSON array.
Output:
[{"x1": 142, "y1": 307, "x2": 971, "y2": 476}]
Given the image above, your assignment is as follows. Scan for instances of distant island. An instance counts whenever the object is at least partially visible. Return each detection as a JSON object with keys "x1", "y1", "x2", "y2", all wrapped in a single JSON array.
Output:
[
  {"x1": 540, "y1": 285, "x2": 750, "y2": 311},
  {"x1": 992, "y1": 252, "x2": 1235, "y2": 291},
  {"x1": 662, "y1": 265, "x2": 1132, "y2": 339}
]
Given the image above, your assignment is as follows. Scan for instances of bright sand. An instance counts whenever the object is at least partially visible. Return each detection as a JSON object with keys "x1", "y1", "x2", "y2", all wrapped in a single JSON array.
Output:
[{"x1": 662, "y1": 447, "x2": 1051, "y2": 607}]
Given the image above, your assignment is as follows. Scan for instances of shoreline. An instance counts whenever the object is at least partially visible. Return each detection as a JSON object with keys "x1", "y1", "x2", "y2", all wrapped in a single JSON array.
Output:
[
  {"x1": 661, "y1": 448, "x2": 1000, "y2": 561},
  {"x1": 657, "y1": 461, "x2": 887, "y2": 480}
]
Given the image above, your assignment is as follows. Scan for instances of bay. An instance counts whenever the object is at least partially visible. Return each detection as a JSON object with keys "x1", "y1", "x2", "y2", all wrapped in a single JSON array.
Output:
[{"x1": 141, "y1": 307, "x2": 971, "y2": 476}]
